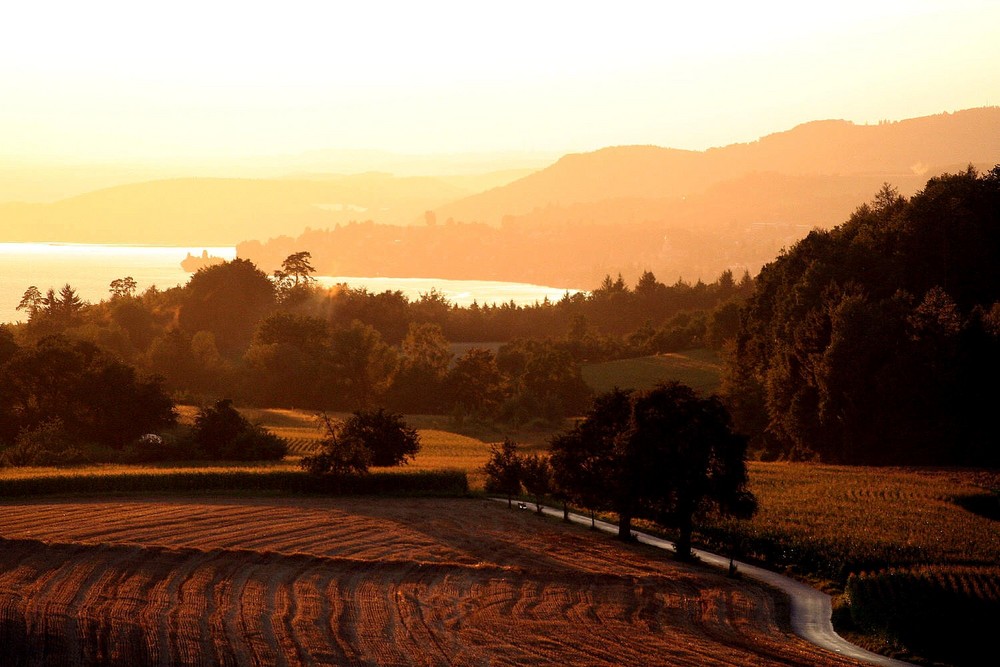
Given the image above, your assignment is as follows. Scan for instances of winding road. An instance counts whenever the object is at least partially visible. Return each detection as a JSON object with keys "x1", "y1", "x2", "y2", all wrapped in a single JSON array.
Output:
[{"x1": 493, "y1": 499, "x2": 915, "y2": 667}]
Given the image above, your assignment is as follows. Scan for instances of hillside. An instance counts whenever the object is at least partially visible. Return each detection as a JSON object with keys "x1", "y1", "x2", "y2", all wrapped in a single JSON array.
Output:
[
  {"x1": 243, "y1": 108, "x2": 1000, "y2": 285},
  {"x1": 6, "y1": 108, "x2": 999, "y2": 283},
  {"x1": 436, "y1": 107, "x2": 1000, "y2": 226},
  {"x1": 0, "y1": 171, "x2": 524, "y2": 245}
]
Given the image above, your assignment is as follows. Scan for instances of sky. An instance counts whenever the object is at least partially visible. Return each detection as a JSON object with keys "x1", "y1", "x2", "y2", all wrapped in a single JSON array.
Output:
[{"x1": 1, "y1": 0, "x2": 998, "y2": 163}]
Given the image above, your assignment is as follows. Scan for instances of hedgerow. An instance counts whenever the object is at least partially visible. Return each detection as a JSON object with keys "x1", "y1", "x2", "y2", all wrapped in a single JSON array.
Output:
[{"x1": 0, "y1": 469, "x2": 468, "y2": 498}]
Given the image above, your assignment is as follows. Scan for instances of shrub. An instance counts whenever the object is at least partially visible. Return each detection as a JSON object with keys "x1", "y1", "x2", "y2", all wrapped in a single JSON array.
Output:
[
  {"x1": 339, "y1": 408, "x2": 420, "y2": 467},
  {"x1": 192, "y1": 399, "x2": 288, "y2": 461},
  {"x1": 0, "y1": 419, "x2": 88, "y2": 467},
  {"x1": 301, "y1": 410, "x2": 420, "y2": 475}
]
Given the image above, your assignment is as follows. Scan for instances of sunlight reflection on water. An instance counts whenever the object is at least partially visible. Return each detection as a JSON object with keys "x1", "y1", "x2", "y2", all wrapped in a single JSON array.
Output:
[{"x1": 0, "y1": 244, "x2": 583, "y2": 324}]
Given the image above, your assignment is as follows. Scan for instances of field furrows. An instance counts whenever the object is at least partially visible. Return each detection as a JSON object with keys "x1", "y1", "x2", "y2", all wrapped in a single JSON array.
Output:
[{"x1": 0, "y1": 498, "x2": 862, "y2": 666}]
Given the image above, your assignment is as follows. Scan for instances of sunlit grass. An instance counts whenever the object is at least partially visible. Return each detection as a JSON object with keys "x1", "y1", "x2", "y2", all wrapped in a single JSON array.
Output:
[
  {"x1": 582, "y1": 348, "x2": 722, "y2": 395},
  {"x1": 0, "y1": 460, "x2": 300, "y2": 481}
]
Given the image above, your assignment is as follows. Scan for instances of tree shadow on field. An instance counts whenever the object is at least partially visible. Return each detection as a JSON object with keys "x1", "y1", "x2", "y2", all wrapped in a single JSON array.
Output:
[{"x1": 951, "y1": 492, "x2": 1000, "y2": 521}]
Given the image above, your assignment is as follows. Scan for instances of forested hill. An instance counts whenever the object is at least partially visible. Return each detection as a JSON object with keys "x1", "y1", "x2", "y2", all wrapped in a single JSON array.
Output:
[{"x1": 726, "y1": 166, "x2": 1000, "y2": 466}]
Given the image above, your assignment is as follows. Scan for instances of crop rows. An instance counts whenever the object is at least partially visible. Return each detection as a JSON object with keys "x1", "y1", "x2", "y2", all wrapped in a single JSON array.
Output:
[
  {"x1": 846, "y1": 565, "x2": 1000, "y2": 664},
  {"x1": 0, "y1": 497, "x2": 859, "y2": 666},
  {"x1": 699, "y1": 463, "x2": 1000, "y2": 580},
  {"x1": 283, "y1": 437, "x2": 321, "y2": 456}
]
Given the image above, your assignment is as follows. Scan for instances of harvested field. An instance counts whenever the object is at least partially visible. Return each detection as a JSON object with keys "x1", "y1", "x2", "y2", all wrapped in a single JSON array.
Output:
[{"x1": 0, "y1": 497, "x2": 862, "y2": 666}]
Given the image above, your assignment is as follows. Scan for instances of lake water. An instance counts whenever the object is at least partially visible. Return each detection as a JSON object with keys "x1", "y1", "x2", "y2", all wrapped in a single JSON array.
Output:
[{"x1": 0, "y1": 243, "x2": 582, "y2": 324}]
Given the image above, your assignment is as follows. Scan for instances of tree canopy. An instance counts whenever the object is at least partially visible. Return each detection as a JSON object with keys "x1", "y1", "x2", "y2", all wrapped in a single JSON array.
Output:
[
  {"x1": 179, "y1": 258, "x2": 276, "y2": 357},
  {"x1": 191, "y1": 399, "x2": 287, "y2": 461},
  {"x1": 725, "y1": 167, "x2": 1000, "y2": 465},
  {"x1": 301, "y1": 409, "x2": 419, "y2": 475},
  {"x1": 0, "y1": 335, "x2": 176, "y2": 449},
  {"x1": 550, "y1": 383, "x2": 754, "y2": 558}
]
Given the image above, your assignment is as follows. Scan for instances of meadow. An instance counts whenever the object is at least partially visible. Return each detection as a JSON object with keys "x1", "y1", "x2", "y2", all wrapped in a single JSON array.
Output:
[{"x1": 581, "y1": 349, "x2": 723, "y2": 395}]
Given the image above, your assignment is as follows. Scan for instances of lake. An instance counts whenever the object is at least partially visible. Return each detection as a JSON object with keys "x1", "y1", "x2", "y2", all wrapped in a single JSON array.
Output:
[{"x1": 0, "y1": 243, "x2": 582, "y2": 324}]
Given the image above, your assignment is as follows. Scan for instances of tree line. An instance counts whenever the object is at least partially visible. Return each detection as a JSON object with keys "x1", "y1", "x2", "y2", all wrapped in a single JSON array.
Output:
[
  {"x1": 9, "y1": 254, "x2": 746, "y2": 424},
  {"x1": 723, "y1": 166, "x2": 1000, "y2": 466},
  {"x1": 0, "y1": 330, "x2": 287, "y2": 465},
  {"x1": 485, "y1": 382, "x2": 756, "y2": 560}
]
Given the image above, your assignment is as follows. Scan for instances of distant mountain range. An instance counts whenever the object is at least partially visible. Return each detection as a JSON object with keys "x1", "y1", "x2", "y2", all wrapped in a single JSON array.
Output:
[
  {"x1": 3, "y1": 108, "x2": 999, "y2": 285},
  {"x1": 434, "y1": 107, "x2": 1000, "y2": 226},
  {"x1": 0, "y1": 171, "x2": 529, "y2": 245}
]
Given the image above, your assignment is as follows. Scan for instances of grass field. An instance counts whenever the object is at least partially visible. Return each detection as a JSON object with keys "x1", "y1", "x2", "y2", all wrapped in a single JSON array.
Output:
[{"x1": 581, "y1": 348, "x2": 723, "y2": 395}]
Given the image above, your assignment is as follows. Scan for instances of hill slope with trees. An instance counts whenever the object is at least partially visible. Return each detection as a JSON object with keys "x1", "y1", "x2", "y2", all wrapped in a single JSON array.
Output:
[{"x1": 724, "y1": 166, "x2": 1000, "y2": 466}]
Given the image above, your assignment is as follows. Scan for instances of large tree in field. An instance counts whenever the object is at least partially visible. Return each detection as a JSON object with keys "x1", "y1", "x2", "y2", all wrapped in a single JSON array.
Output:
[
  {"x1": 549, "y1": 383, "x2": 755, "y2": 557},
  {"x1": 337, "y1": 408, "x2": 420, "y2": 467},
  {"x1": 300, "y1": 410, "x2": 418, "y2": 474},
  {"x1": 192, "y1": 399, "x2": 287, "y2": 461},
  {"x1": 628, "y1": 383, "x2": 755, "y2": 559}
]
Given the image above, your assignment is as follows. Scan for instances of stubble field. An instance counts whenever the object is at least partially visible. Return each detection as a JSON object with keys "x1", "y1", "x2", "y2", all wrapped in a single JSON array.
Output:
[{"x1": 0, "y1": 496, "x2": 862, "y2": 666}]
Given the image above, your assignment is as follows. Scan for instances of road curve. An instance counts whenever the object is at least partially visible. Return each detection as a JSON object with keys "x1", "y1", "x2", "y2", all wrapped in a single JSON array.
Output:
[{"x1": 492, "y1": 499, "x2": 914, "y2": 667}]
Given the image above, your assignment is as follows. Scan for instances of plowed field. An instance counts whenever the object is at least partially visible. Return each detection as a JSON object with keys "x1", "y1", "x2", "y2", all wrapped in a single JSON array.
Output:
[{"x1": 0, "y1": 497, "x2": 860, "y2": 666}]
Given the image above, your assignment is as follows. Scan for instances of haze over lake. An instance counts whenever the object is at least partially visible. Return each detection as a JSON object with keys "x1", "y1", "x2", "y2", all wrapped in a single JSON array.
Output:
[{"x1": 0, "y1": 243, "x2": 581, "y2": 324}]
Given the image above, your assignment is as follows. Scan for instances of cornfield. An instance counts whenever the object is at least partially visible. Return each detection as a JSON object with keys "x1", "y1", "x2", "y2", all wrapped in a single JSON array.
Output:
[{"x1": 846, "y1": 565, "x2": 1000, "y2": 665}]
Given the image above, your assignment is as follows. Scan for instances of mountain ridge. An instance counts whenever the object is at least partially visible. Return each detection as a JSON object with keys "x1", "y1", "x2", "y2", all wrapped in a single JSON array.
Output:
[{"x1": 435, "y1": 107, "x2": 1000, "y2": 226}]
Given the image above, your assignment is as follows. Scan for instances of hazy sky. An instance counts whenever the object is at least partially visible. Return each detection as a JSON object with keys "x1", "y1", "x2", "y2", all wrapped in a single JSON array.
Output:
[{"x1": 2, "y1": 0, "x2": 998, "y2": 162}]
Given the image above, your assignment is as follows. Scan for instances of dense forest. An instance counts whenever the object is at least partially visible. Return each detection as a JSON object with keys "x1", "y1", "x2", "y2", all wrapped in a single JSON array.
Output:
[
  {"x1": 4, "y1": 257, "x2": 747, "y2": 442},
  {"x1": 724, "y1": 166, "x2": 1000, "y2": 466}
]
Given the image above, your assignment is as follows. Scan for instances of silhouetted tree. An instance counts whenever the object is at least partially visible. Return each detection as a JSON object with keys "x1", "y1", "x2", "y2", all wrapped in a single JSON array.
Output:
[
  {"x1": 337, "y1": 408, "x2": 420, "y2": 467},
  {"x1": 192, "y1": 399, "x2": 287, "y2": 461},
  {"x1": 109, "y1": 276, "x2": 138, "y2": 300},
  {"x1": 484, "y1": 439, "x2": 523, "y2": 508},
  {"x1": 179, "y1": 259, "x2": 276, "y2": 357},
  {"x1": 16, "y1": 286, "x2": 44, "y2": 320},
  {"x1": 273, "y1": 251, "x2": 317, "y2": 303},
  {"x1": 300, "y1": 413, "x2": 373, "y2": 476},
  {"x1": 549, "y1": 388, "x2": 633, "y2": 536},
  {"x1": 520, "y1": 453, "x2": 553, "y2": 513},
  {"x1": 628, "y1": 383, "x2": 754, "y2": 559},
  {"x1": 550, "y1": 383, "x2": 754, "y2": 554}
]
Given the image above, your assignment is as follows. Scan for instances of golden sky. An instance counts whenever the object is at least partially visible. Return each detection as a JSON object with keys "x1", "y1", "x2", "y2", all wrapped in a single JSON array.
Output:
[{"x1": 2, "y1": 0, "x2": 998, "y2": 162}]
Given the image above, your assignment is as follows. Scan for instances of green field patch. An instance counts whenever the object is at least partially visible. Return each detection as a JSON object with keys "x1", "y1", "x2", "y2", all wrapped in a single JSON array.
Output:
[{"x1": 582, "y1": 349, "x2": 722, "y2": 395}]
